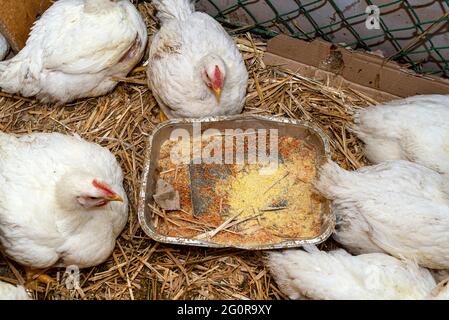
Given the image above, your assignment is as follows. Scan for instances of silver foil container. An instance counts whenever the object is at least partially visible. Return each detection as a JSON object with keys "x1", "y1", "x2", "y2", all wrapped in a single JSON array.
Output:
[{"x1": 138, "y1": 114, "x2": 335, "y2": 250}]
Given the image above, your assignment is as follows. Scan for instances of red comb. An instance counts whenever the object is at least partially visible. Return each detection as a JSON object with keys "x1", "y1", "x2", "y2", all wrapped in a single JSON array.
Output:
[
  {"x1": 92, "y1": 179, "x2": 114, "y2": 196},
  {"x1": 213, "y1": 65, "x2": 223, "y2": 89}
]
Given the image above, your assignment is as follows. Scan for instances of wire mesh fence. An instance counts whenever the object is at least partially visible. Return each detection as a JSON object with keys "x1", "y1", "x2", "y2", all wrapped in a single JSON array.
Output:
[{"x1": 198, "y1": 0, "x2": 449, "y2": 77}]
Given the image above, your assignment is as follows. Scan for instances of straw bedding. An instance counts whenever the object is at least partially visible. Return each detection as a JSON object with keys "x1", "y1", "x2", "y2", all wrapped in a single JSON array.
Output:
[{"x1": 0, "y1": 2, "x2": 376, "y2": 300}]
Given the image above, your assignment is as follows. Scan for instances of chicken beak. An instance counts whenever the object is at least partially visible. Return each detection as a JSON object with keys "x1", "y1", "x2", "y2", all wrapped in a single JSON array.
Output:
[
  {"x1": 105, "y1": 194, "x2": 124, "y2": 203},
  {"x1": 212, "y1": 87, "x2": 222, "y2": 102}
]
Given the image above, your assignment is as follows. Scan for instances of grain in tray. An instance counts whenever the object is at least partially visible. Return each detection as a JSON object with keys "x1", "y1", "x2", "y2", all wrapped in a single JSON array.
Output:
[{"x1": 154, "y1": 132, "x2": 324, "y2": 245}]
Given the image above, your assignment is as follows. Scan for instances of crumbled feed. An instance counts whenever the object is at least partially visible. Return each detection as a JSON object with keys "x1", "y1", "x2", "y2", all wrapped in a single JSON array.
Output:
[{"x1": 154, "y1": 134, "x2": 324, "y2": 245}]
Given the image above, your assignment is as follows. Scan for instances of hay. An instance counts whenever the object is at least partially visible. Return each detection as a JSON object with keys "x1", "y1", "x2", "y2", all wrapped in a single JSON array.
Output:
[{"x1": 0, "y1": 2, "x2": 374, "y2": 300}]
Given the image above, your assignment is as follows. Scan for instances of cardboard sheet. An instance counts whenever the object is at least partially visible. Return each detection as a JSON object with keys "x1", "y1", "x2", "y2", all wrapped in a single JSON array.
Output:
[{"x1": 264, "y1": 35, "x2": 449, "y2": 102}]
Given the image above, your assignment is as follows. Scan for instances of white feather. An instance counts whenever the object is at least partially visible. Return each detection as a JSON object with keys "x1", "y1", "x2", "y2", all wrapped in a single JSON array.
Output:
[
  {"x1": 0, "y1": 281, "x2": 31, "y2": 300},
  {"x1": 0, "y1": 132, "x2": 128, "y2": 269},
  {"x1": 153, "y1": 0, "x2": 195, "y2": 22},
  {"x1": 0, "y1": 0, "x2": 147, "y2": 104},
  {"x1": 266, "y1": 247, "x2": 444, "y2": 300},
  {"x1": 353, "y1": 95, "x2": 449, "y2": 174},
  {"x1": 147, "y1": 0, "x2": 248, "y2": 118},
  {"x1": 315, "y1": 160, "x2": 449, "y2": 269},
  {"x1": 0, "y1": 33, "x2": 9, "y2": 61}
]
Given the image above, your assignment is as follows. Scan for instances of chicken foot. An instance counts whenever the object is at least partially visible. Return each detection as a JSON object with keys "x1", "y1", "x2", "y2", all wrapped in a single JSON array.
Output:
[{"x1": 25, "y1": 267, "x2": 55, "y2": 288}]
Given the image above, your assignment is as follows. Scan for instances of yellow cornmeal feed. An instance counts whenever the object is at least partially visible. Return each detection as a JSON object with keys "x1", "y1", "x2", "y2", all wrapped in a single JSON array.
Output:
[
  {"x1": 224, "y1": 146, "x2": 321, "y2": 239},
  {"x1": 155, "y1": 135, "x2": 323, "y2": 245}
]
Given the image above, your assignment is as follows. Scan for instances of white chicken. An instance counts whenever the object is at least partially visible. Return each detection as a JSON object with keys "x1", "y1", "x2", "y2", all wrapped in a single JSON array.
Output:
[
  {"x1": 354, "y1": 95, "x2": 449, "y2": 174},
  {"x1": 0, "y1": 33, "x2": 9, "y2": 61},
  {"x1": 315, "y1": 160, "x2": 449, "y2": 269},
  {"x1": 0, "y1": 281, "x2": 31, "y2": 300},
  {"x1": 0, "y1": 0, "x2": 147, "y2": 104},
  {"x1": 147, "y1": 0, "x2": 248, "y2": 119},
  {"x1": 0, "y1": 132, "x2": 128, "y2": 278},
  {"x1": 266, "y1": 246, "x2": 449, "y2": 300}
]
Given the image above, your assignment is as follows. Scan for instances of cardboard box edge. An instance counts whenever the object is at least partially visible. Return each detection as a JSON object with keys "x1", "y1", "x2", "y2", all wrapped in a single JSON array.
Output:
[{"x1": 265, "y1": 35, "x2": 449, "y2": 99}]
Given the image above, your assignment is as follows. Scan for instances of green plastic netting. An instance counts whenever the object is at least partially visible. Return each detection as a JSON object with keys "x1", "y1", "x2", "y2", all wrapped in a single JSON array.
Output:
[{"x1": 201, "y1": 0, "x2": 449, "y2": 77}]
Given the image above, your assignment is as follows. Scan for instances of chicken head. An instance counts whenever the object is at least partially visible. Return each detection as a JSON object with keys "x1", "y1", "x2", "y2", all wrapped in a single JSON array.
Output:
[
  {"x1": 56, "y1": 172, "x2": 124, "y2": 211},
  {"x1": 200, "y1": 54, "x2": 226, "y2": 102}
]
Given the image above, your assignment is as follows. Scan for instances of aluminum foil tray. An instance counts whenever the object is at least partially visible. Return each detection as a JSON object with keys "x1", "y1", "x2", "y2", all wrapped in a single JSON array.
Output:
[{"x1": 138, "y1": 114, "x2": 335, "y2": 250}]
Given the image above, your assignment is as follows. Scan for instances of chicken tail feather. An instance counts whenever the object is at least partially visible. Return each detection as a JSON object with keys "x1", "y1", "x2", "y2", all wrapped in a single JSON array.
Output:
[
  {"x1": 152, "y1": 0, "x2": 195, "y2": 23},
  {"x1": 0, "y1": 59, "x2": 38, "y2": 98},
  {"x1": 314, "y1": 160, "x2": 354, "y2": 200},
  {"x1": 0, "y1": 60, "x2": 21, "y2": 93}
]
